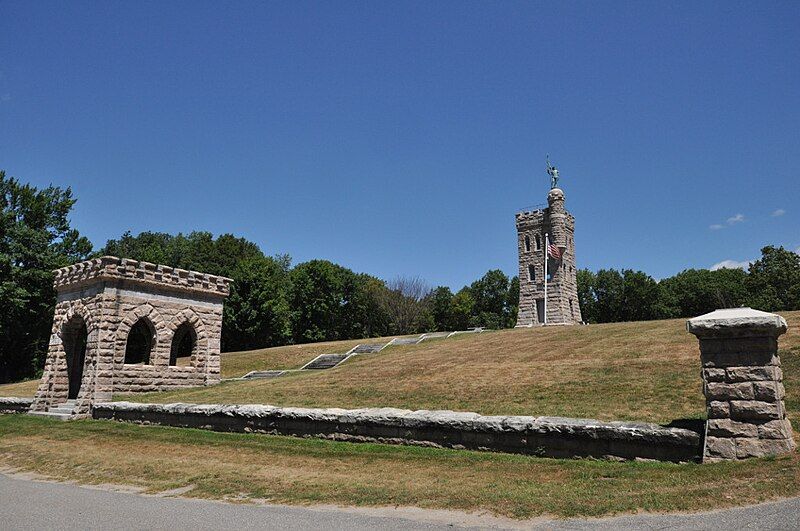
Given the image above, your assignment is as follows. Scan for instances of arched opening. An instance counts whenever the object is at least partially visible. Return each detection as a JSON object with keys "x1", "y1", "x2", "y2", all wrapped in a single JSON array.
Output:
[
  {"x1": 535, "y1": 234, "x2": 541, "y2": 251},
  {"x1": 63, "y1": 316, "x2": 88, "y2": 400},
  {"x1": 170, "y1": 322, "x2": 197, "y2": 366},
  {"x1": 125, "y1": 318, "x2": 155, "y2": 364},
  {"x1": 524, "y1": 235, "x2": 531, "y2": 252}
]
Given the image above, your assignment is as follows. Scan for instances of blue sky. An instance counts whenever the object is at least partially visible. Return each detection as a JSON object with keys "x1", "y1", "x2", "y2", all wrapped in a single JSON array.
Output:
[{"x1": 1, "y1": 1, "x2": 798, "y2": 288}]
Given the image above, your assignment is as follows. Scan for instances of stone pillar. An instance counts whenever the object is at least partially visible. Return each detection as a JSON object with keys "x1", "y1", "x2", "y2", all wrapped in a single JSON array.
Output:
[
  {"x1": 547, "y1": 188, "x2": 567, "y2": 248},
  {"x1": 687, "y1": 308, "x2": 795, "y2": 461}
]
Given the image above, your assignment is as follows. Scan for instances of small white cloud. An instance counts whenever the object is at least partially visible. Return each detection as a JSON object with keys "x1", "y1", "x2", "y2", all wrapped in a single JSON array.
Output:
[
  {"x1": 710, "y1": 259, "x2": 752, "y2": 271},
  {"x1": 772, "y1": 209, "x2": 786, "y2": 217},
  {"x1": 709, "y1": 224, "x2": 725, "y2": 230},
  {"x1": 727, "y1": 213, "x2": 745, "y2": 225}
]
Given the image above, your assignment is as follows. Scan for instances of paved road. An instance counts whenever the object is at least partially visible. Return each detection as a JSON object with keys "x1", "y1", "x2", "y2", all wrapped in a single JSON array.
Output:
[{"x1": 2, "y1": 473, "x2": 799, "y2": 530}]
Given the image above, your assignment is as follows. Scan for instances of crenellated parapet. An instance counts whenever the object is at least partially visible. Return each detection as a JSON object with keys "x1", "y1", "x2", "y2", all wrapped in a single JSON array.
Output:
[{"x1": 53, "y1": 256, "x2": 233, "y2": 298}]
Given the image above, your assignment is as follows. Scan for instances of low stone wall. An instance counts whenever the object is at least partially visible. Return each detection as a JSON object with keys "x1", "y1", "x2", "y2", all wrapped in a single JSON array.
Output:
[
  {"x1": 0, "y1": 397, "x2": 33, "y2": 414},
  {"x1": 94, "y1": 402, "x2": 702, "y2": 462},
  {"x1": 113, "y1": 366, "x2": 207, "y2": 393}
]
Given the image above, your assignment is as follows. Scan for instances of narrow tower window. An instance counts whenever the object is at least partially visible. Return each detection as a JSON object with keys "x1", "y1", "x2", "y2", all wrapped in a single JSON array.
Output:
[
  {"x1": 535, "y1": 234, "x2": 541, "y2": 251},
  {"x1": 524, "y1": 235, "x2": 531, "y2": 252},
  {"x1": 528, "y1": 264, "x2": 535, "y2": 282}
]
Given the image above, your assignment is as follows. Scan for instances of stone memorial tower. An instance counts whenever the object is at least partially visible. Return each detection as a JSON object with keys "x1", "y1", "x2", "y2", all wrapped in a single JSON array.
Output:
[{"x1": 515, "y1": 159, "x2": 581, "y2": 326}]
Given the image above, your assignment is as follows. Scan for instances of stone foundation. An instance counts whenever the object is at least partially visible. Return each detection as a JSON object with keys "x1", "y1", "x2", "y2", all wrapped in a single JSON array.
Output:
[{"x1": 688, "y1": 308, "x2": 795, "y2": 461}]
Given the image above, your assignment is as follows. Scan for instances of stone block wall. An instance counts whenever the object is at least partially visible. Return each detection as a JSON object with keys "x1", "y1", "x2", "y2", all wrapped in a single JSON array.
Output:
[
  {"x1": 516, "y1": 187, "x2": 581, "y2": 326},
  {"x1": 0, "y1": 397, "x2": 33, "y2": 414},
  {"x1": 95, "y1": 402, "x2": 702, "y2": 462},
  {"x1": 31, "y1": 257, "x2": 231, "y2": 416},
  {"x1": 688, "y1": 308, "x2": 795, "y2": 461}
]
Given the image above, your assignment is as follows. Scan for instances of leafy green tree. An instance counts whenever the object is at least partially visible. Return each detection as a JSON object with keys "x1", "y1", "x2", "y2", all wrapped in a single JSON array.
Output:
[
  {"x1": 578, "y1": 268, "x2": 661, "y2": 323},
  {"x1": 288, "y1": 260, "x2": 352, "y2": 342},
  {"x1": 659, "y1": 268, "x2": 749, "y2": 318},
  {"x1": 100, "y1": 231, "x2": 263, "y2": 278},
  {"x1": 469, "y1": 269, "x2": 513, "y2": 328},
  {"x1": 450, "y1": 287, "x2": 474, "y2": 330},
  {"x1": 347, "y1": 274, "x2": 392, "y2": 338},
  {"x1": 426, "y1": 286, "x2": 455, "y2": 331},
  {"x1": 620, "y1": 269, "x2": 663, "y2": 321},
  {"x1": 506, "y1": 276, "x2": 520, "y2": 327},
  {"x1": 223, "y1": 255, "x2": 292, "y2": 352},
  {"x1": 747, "y1": 246, "x2": 800, "y2": 311},
  {"x1": 0, "y1": 171, "x2": 93, "y2": 382},
  {"x1": 591, "y1": 269, "x2": 625, "y2": 323}
]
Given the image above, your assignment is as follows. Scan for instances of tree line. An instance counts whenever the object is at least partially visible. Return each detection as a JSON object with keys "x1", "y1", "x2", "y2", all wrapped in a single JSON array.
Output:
[
  {"x1": 577, "y1": 246, "x2": 800, "y2": 323},
  {"x1": 2, "y1": 171, "x2": 799, "y2": 383},
  {"x1": 101, "y1": 231, "x2": 520, "y2": 351}
]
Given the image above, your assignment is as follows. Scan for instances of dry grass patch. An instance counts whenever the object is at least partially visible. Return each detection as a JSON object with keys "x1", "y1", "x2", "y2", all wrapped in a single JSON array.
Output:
[
  {"x1": 1, "y1": 415, "x2": 799, "y2": 518},
  {"x1": 0, "y1": 379, "x2": 39, "y2": 398}
]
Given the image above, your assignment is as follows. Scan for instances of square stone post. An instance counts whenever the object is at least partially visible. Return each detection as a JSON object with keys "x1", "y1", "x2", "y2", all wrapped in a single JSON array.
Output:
[{"x1": 687, "y1": 308, "x2": 795, "y2": 461}]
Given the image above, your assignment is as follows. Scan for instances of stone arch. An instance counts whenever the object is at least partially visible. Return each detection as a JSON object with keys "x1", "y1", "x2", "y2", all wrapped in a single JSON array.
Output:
[
  {"x1": 116, "y1": 305, "x2": 166, "y2": 365},
  {"x1": 58, "y1": 301, "x2": 99, "y2": 336},
  {"x1": 165, "y1": 308, "x2": 209, "y2": 369}
]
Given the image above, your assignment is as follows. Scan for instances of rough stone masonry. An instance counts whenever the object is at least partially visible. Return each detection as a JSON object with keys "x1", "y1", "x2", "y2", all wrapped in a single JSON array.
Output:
[
  {"x1": 30, "y1": 256, "x2": 232, "y2": 417},
  {"x1": 687, "y1": 307, "x2": 795, "y2": 461},
  {"x1": 516, "y1": 187, "x2": 582, "y2": 326}
]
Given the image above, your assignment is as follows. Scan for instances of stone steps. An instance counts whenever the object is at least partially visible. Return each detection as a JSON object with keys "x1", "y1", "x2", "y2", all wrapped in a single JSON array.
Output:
[
  {"x1": 351, "y1": 343, "x2": 386, "y2": 354},
  {"x1": 28, "y1": 399, "x2": 77, "y2": 421},
  {"x1": 236, "y1": 330, "x2": 488, "y2": 378},
  {"x1": 302, "y1": 354, "x2": 350, "y2": 370}
]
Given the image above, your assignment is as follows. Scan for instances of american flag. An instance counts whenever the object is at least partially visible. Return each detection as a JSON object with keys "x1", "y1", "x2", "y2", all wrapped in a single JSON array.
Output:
[{"x1": 548, "y1": 242, "x2": 562, "y2": 260}]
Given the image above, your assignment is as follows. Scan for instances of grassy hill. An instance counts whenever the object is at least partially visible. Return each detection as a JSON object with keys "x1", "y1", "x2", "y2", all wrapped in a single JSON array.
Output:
[
  {"x1": 117, "y1": 311, "x2": 800, "y2": 426},
  {"x1": 5, "y1": 311, "x2": 799, "y2": 425}
]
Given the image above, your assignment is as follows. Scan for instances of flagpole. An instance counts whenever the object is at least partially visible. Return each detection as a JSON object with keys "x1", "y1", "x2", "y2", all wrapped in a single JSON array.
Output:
[{"x1": 543, "y1": 232, "x2": 548, "y2": 325}]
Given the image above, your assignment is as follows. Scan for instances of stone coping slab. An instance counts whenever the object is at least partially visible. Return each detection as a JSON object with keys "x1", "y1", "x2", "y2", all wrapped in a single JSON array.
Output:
[
  {"x1": 687, "y1": 308, "x2": 788, "y2": 337},
  {"x1": 95, "y1": 402, "x2": 702, "y2": 462},
  {"x1": 0, "y1": 397, "x2": 33, "y2": 414}
]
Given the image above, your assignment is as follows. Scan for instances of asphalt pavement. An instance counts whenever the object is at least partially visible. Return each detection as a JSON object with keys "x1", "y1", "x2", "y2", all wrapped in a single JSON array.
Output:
[{"x1": 1, "y1": 473, "x2": 799, "y2": 530}]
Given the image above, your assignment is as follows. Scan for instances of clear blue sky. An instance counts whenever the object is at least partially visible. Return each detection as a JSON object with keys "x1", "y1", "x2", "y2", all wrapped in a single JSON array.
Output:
[{"x1": 1, "y1": 1, "x2": 798, "y2": 289}]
